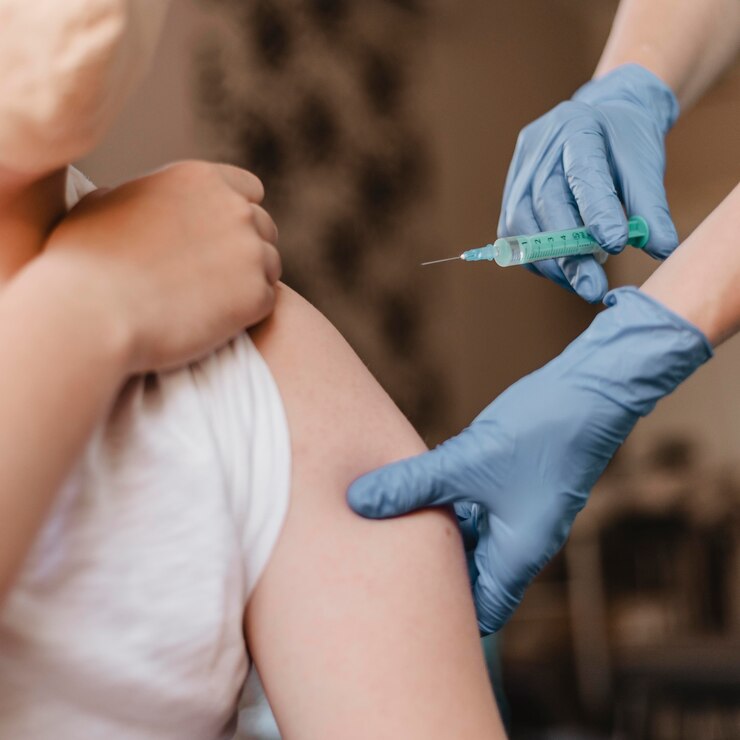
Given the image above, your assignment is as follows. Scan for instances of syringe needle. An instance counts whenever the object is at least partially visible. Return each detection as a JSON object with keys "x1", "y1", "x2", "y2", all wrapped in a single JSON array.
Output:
[{"x1": 421, "y1": 255, "x2": 462, "y2": 266}]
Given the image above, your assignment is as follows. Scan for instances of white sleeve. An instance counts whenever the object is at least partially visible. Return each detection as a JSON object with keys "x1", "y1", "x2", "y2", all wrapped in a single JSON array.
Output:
[
  {"x1": 65, "y1": 167, "x2": 98, "y2": 209},
  {"x1": 190, "y1": 334, "x2": 293, "y2": 599}
]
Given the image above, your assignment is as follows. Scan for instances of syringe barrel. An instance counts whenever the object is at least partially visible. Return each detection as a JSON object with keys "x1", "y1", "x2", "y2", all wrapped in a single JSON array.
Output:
[{"x1": 493, "y1": 216, "x2": 649, "y2": 267}]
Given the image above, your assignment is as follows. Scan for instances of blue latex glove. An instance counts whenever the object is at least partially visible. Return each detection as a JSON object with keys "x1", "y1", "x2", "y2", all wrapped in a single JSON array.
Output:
[
  {"x1": 348, "y1": 288, "x2": 711, "y2": 633},
  {"x1": 500, "y1": 64, "x2": 680, "y2": 303}
]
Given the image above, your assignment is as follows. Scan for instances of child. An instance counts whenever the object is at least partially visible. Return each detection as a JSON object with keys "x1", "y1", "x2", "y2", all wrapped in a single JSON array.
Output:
[{"x1": 0, "y1": 3, "x2": 505, "y2": 737}]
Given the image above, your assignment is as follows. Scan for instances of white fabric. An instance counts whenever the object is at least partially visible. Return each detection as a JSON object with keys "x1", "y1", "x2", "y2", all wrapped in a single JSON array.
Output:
[
  {"x1": 66, "y1": 166, "x2": 98, "y2": 206},
  {"x1": 0, "y1": 172, "x2": 291, "y2": 738},
  {"x1": 0, "y1": 0, "x2": 169, "y2": 174}
]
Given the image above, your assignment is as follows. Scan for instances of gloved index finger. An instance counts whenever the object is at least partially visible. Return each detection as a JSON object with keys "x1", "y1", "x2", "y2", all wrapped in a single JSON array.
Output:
[
  {"x1": 562, "y1": 128, "x2": 628, "y2": 253},
  {"x1": 531, "y1": 173, "x2": 609, "y2": 303}
]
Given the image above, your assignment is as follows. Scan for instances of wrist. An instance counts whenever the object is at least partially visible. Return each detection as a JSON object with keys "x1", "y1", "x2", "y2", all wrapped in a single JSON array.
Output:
[
  {"x1": 600, "y1": 287, "x2": 712, "y2": 415},
  {"x1": 554, "y1": 287, "x2": 712, "y2": 418},
  {"x1": 16, "y1": 252, "x2": 135, "y2": 378},
  {"x1": 573, "y1": 63, "x2": 680, "y2": 134},
  {"x1": 639, "y1": 185, "x2": 740, "y2": 347},
  {"x1": 640, "y1": 275, "x2": 725, "y2": 347}
]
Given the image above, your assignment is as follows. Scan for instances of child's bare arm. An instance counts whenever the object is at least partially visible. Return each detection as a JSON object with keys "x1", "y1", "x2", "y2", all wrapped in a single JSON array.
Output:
[{"x1": 247, "y1": 286, "x2": 505, "y2": 739}]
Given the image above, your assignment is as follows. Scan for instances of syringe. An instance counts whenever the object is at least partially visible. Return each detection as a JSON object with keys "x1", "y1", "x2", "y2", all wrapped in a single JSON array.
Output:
[{"x1": 422, "y1": 216, "x2": 649, "y2": 267}]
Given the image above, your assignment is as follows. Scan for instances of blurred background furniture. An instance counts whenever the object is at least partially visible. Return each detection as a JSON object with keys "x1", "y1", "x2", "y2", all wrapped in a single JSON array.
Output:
[
  {"x1": 502, "y1": 439, "x2": 740, "y2": 738},
  {"x1": 568, "y1": 440, "x2": 740, "y2": 739}
]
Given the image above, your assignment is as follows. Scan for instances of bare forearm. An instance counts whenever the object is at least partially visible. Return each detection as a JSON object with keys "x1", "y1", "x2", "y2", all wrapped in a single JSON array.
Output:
[
  {"x1": 641, "y1": 184, "x2": 740, "y2": 345},
  {"x1": 596, "y1": 0, "x2": 740, "y2": 108},
  {"x1": 0, "y1": 258, "x2": 130, "y2": 601}
]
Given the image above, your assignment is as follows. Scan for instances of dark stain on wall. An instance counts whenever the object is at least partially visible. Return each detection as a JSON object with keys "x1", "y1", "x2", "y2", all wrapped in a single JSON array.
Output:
[{"x1": 196, "y1": 0, "x2": 450, "y2": 439}]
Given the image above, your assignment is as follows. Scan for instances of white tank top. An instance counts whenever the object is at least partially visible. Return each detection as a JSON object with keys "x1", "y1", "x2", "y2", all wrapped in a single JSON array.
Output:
[{"x1": 0, "y1": 171, "x2": 291, "y2": 738}]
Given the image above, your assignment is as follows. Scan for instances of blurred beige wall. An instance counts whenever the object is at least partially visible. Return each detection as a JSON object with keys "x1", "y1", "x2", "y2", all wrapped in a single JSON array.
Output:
[
  {"x1": 80, "y1": 0, "x2": 739, "y2": 465},
  {"x1": 79, "y1": 1, "x2": 212, "y2": 182},
  {"x1": 421, "y1": 1, "x2": 603, "y2": 434}
]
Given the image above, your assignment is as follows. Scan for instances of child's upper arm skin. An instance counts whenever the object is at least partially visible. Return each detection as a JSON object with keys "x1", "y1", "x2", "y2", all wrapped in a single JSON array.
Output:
[{"x1": 246, "y1": 285, "x2": 504, "y2": 740}]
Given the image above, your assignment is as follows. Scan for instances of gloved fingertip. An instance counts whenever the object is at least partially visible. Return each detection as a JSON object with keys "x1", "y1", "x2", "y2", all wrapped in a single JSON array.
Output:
[
  {"x1": 454, "y1": 501, "x2": 477, "y2": 523},
  {"x1": 478, "y1": 617, "x2": 502, "y2": 637},
  {"x1": 455, "y1": 502, "x2": 481, "y2": 551},
  {"x1": 589, "y1": 219, "x2": 629, "y2": 254},
  {"x1": 474, "y1": 588, "x2": 509, "y2": 636},
  {"x1": 578, "y1": 282, "x2": 607, "y2": 304},
  {"x1": 347, "y1": 474, "x2": 390, "y2": 519},
  {"x1": 564, "y1": 259, "x2": 607, "y2": 303},
  {"x1": 646, "y1": 219, "x2": 679, "y2": 260}
]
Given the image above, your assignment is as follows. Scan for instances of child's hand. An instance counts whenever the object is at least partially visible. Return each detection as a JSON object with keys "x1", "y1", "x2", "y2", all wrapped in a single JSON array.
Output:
[{"x1": 43, "y1": 161, "x2": 281, "y2": 373}]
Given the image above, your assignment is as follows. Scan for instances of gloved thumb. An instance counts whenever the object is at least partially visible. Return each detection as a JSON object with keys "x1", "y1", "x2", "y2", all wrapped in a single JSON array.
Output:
[{"x1": 347, "y1": 447, "x2": 455, "y2": 519}]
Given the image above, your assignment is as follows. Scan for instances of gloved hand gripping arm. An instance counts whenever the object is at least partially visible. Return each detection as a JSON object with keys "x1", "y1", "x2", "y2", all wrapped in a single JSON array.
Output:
[{"x1": 349, "y1": 184, "x2": 739, "y2": 633}]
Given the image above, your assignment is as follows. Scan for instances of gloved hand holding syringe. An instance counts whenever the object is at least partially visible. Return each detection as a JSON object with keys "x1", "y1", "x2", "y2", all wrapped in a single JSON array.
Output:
[{"x1": 422, "y1": 215, "x2": 649, "y2": 268}]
